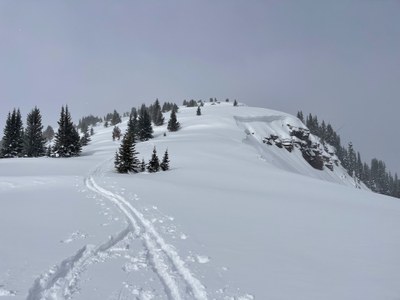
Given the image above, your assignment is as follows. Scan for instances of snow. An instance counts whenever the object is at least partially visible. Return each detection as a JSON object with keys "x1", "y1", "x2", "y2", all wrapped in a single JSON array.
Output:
[{"x1": 0, "y1": 102, "x2": 399, "y2": 299}]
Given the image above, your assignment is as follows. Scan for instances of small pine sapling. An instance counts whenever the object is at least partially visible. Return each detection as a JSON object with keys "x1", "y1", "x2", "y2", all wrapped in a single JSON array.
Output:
[
  {"x1": 140, "y1": 158, "x2": 146, "y2": 172},
  {"x1": 160, "y1": 149, "x2": 170, "y2": 171},
  {"x1": 147, "y1": 147, "x2": 160, "y2": 173}
]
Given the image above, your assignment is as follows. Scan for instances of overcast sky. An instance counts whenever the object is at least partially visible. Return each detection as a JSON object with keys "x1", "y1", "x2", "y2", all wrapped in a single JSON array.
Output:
[{"x1": 0, "y1": 1, "x2": 399, "y2": 174}]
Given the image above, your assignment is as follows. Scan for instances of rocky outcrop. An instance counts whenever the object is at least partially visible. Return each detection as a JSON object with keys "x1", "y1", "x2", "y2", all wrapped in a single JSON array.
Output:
[{"x1": 263, "y1": 124, "x2": 337, "y2": 171}]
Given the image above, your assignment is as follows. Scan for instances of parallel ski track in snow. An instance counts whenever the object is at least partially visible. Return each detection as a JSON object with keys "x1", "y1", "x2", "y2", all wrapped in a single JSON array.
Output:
[
  {"x1": 85, "y1": 163, "x2": 208, "y2": 300},
  {"x1": 26, "y1": 160, "x2": 207, "y2": 300},
  {"x1": 26, "y1": 226, "x2": 131, "y2": 300}
]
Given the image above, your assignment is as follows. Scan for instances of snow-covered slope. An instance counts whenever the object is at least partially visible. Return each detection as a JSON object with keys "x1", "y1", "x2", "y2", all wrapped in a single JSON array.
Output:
[{"x1": 1, "y1": 103, "x2": 399, "y2": 300}]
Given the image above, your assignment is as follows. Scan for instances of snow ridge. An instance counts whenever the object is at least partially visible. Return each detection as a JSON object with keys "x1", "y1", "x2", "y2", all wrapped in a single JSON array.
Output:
[{"x1": 85, "y1": 173, "x2": 208, "y2": 300}]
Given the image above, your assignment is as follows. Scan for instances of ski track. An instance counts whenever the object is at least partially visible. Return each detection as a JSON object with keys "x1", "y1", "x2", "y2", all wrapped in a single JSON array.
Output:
[
  {"x1": 26, "y1": 226, "x2": 131, "y2": 300},
  {"x1": 86, "y1": 167, "x2": 208, "y2": 300},
  {"x1": 25, "y1": 160, "x2": 207, "y2": 300}
]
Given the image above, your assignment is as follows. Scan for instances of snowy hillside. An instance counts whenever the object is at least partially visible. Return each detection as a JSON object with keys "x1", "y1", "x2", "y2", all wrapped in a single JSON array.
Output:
[{"x1": 1, "y1": 103, "x2": 399, "y2": 300}]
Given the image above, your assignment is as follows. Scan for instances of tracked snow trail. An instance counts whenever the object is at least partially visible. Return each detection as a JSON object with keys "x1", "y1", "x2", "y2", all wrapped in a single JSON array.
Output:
[
  {"x1": 85, "y1": 163, "x2": 208, "y2": 300},
  {"x1": 26, "y1": 226, "x2": 132, "y2": 300}
]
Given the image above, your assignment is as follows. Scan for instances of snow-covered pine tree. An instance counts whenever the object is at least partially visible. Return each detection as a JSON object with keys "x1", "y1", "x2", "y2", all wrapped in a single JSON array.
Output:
[
  {"x1": 112, "y1": 126, "x2": 121, "y2": 141},
  {"x1": 147, "y1": 147, "x2": 160, "y2": 173},
  {"x1": 233, "y1": 99, "x2": 238, "y2": 106},
  {"x1": 110, "y1": 110, "x2": 122, "y2": 125},
  {"x1": 138, "y1": 108, "x2": 153, "y2": 141},
  {"x1": 167, "y1": 109, "x2": 180, "y2": 132},
  {"x1": 43, "y1": 125, "x2": 55, "y2": 142},
  {"x1": 126, "y1": 111, "x2": 138, "y2": 142},
  {"x1": 152, "y1": 99, "x2": 165, "y2": 126},
  {"x1": 53, "y1": 105, "x2": 82, "y2": 157},
  {"x1": 196, "y1": 106, "x2": 201, "y2": 116},
  {"x1": 114, "y1": 131, "x2": 140, "y2": 173},
  {"x1": 1, "y1": 109, "x2": 24, "y2": 158},
  {"x1": 296, "y1": 111, "x2": 304, "y2": 122},
  {"x1": 140, "y1": 158, "x2": 146, "y2": 172},
  {"x1": 24, "y1": 107, "x2": 46, "y2": 157},
  {"x1": 160, "y1": 149, "x2": 170, "y2": 171}
]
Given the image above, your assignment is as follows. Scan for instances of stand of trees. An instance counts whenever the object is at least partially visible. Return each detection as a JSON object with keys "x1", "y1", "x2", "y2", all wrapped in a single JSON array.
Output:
[
  {"x1": 0, "y1": 105, "x2": 89, "y2": 158},
  {"x1": 53, "y1": 106, "x2": 82, "y2": 157},
  {"x1": 297, "y1": 111, "x2": 400, "y2": 198}
]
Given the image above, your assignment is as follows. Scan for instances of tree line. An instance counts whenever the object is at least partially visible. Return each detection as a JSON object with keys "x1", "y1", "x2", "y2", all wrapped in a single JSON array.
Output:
[
  {"x1": 0, "y1": 106, "x2": 86, "y2": 158},
  {"x1": 297, "y1": 111, "x2": 400, "y2": 198}
]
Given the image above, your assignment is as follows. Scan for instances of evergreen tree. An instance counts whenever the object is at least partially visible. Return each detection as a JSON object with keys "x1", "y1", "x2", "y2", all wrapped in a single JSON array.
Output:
[
  {"x1": 152, "y1": 99, "x2": 164, "y2": 126},
  {"x1": 126, "y1": 111, "x2": 138, "y2": 142},
  {"x1": 319, "y1": 120, "x2": 327, "y2": 142},
  {"x1": 43, "y1": 125, "x2": 55, "y2": 142},
  {"x1": 233, "y1": 99, "x2": 238, "y2": 106},
  {"x1": 147, "y1": 147, "x2": 160, "y2": 173},
  {"x1": 112, "y1": 126, "x2": 121, "y2": 141},
  {"x1": 53, "y1": 105, "x2": 82, "y2": 157},
  {"x1": 24, "y1": 107, "x2": 46, "y2": 157},
  {"x1": 160, "y1": 149, "x2": 170, "y2": 171},
  {"x1": 1, "y1": 109, "x2": 24, "y2": 158},
  {"x1": 140, "y1": 158, "x2": 146, "y2": 172},
  {"x1": 138, "y1": 108, "x2": 153, "y2": 141},
  {"x1": 110, "y1": 110, "x2": 122, "y2": 125},
  {"x1": 296, "y1": 111, "x2": 304, "y2": 122},
  {"x1": 356, "y1": 152, "x2": 363, "y2": 179},
  {"x1": 114, "y1": 131, "x2": 140, "y2": 173},
  {"x1": 104, "y1": 121, "x2": 109, "y2": 128},
  {"x1": 196, "y1": 106, "x2": 201, "y2": 116},
  {"x1": 90, "y1": 127, "x2": 94, "y2": 136},
  {"x1": 347, "y1": 142, "x2": 356, "y2": 176},
  {"x1": 154, "y1": 109, "x2": 164, "y2": 126},
  {"x1": 167, "y1": 109, "x2": 180, "y2": 132}
]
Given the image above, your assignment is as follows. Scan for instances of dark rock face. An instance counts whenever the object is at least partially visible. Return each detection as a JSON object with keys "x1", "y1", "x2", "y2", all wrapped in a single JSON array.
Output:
[{"x1": 263, "y1": 124, "x2": 336, "y2": 171}]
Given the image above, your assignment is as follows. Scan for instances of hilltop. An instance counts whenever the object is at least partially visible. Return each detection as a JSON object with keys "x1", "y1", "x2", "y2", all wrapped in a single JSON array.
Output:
[{"x1": 0, "y1": 102, "x2": 399, "y2": 300}]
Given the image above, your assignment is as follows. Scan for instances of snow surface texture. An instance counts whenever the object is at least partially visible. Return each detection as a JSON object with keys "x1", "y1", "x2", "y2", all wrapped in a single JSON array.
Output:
[{"x1": 0, "y1": 102, "x2": 400, "y2": 299}]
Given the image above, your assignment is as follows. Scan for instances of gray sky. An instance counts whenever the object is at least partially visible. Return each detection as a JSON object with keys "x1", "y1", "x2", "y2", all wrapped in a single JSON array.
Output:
[{"x1": 1, "y1": 1, "x2": 399, "y2": 174}]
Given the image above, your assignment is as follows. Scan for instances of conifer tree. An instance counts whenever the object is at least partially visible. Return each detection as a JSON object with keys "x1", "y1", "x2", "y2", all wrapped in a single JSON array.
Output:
[
  {"x1": 167, "y1": 109, "x2": 180, "y2": 132},
  {"x1": 147, "y1": 147, "x2": 160, "y2": 173},
  {"x1": 53, "y1": 105, "x2": 82, "y2": 157},
  {"x1": 152, "y1": 99, "x2": 165, "y2": 126},
  {"x1": 112, "y1": 126, "x2": 121, "y2": 141},
  {"x1": 296, "y1": 111, "x2": 304, "y2": 122},
  {"x1": 43, "y1": 125, "x2": 55, "y2": 142},
  {"x1": 127, "y1": 111, "x2": 138, "y2": 142},
  {"x1": 1, "y1": 109, "x2": 24, "y2": 158},
  {"x1": 140, "y1": 158, "x2": 146, "y2": 172},
  {"x1": 196, "y1": 106, "x2": 201, "y2": 116},
  {"x1": 160, "y1": 149, "x2": 170, "y2": 171},
  {"x1": 138, "y1": 108, "x2": 153, "y2": 141},
  {"x1": 233, "y1": 99, "x2": 238, "y2": 106},
  {"x1": 114, "y1": 131, "x2": 140, "y2": 173},
  {"x1": 24, "y1": 107, "x2": 46, "y2": 157},
  {"x1": 110, "y1": 110, "x2": 122, "y2": 125}
]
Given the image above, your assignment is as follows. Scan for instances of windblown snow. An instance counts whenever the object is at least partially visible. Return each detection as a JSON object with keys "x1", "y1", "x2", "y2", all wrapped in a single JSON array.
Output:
[{"x1": 0, "y1": 103, "x2": 399, "y2": 300}]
